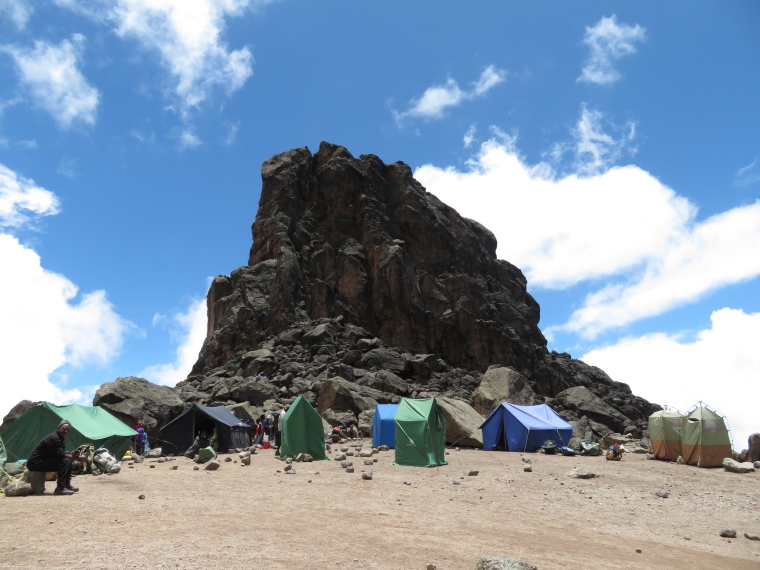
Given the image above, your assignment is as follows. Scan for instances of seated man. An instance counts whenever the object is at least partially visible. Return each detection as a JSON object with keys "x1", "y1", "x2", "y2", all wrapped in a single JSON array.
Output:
[{"x1": 27, "y1": 420, "x2": 85, "y2": 495}]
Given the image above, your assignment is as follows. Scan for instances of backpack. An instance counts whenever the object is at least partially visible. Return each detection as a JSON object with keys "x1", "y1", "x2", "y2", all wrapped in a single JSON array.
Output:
[
  {"x1": 93, "y1": 448, "x2": 122, "y2": 474},
  {"x1": 71, "y1": 444, "x2": 95, "y2": 475}
]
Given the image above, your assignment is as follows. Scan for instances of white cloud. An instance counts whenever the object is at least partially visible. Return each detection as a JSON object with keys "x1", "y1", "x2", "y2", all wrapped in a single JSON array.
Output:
[
  {"x1": 582, "y1": 308, "x2": 760, "y2": 450},
  {"x1": 463, "y1": 124, "x2": 476, "y2": 149},
  {"x1": 59, "y1": 0, "x2": 263, "y2": 117},
  {"x1": 222, "y1": 121, "x2": 239, "y2": 146},
  {"x1": 0, "y1": 0, "x2": 33, "y2": 30},
  {"x1": 0, "y1": 163, "x2": 61, "y2": 229},
  {"x1": 416, "y1": 133, "x2": 693, "y2": 290},
  {"x1": 548, "y1": 105, "x2": 637, "y2": 176},
  {"x1": 0, "y1": 233, "x2": 129, "y2": 418},
  {"x1": 176, "y1": 127, "x2": 201, "y2": 149},
  {"x1": 736, "y1": 159, "x2": 760, "y2": 187},
  {"x1": 56, "y1": 156, "x2": 78, "y2": 178},
  {"x1": 562, "y1": 202, "x2": 760, "y2": 338},
  {"x1": 139, "y1": 298, "x2": 207, "y2": 387},
  {"x1": 578, "y1": 15, "x2": 646, "y2": 85},
  {"x1": 2, "y1": 34, "x2": 100, "y2": 129},
  {"x1": 416, "y1": 118, "x2": 760, "y2": 338},
  {"x1": 394, "y1": 65, "x2": 506, "y2": 125}
]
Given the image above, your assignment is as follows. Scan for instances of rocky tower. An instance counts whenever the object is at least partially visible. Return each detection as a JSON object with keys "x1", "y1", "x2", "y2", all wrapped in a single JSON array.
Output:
[
  {"x1": 174, "y1": 142, "x2": 657, "y2": 437},
  {"x1": 197, "y1": 142, "x2": 545, "y2": 376}
]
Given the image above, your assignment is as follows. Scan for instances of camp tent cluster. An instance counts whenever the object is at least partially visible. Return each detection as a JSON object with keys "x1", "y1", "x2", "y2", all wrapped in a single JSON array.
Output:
[
  {"x1": 0, "y1": 403, "x2": 136, "y2": 462},
  {"x1": 648, "y1": 403, "x2": 733, "y2": 467}
]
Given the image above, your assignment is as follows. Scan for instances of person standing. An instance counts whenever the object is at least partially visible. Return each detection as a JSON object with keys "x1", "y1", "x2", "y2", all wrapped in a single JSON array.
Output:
[
  {"x1": 134, "y1": 427, "x2": 148, "y2": 456},
  {"x1": 27, "y1": 420, "x2": 85, "y2": 495},
  {"x1": 275, "y1": 405, "x2": 288, "y2": 450},
  {"x1": 254, "y1": 421, "x2": 265, "y2": 446}
]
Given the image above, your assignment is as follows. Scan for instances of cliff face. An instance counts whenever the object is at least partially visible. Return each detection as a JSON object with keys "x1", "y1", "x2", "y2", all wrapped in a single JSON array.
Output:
[
  {"x1": 178, "y1": 142, "x2": 657, "y2": 436},
  {"x1": 197, "y1": 142, "x2": 545, "y2": 377}
]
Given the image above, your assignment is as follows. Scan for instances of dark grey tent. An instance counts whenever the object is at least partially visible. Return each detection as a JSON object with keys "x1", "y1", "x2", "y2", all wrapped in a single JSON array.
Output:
[{"x1": 160, "y1": 404, "x2": 250, "y2": 455}]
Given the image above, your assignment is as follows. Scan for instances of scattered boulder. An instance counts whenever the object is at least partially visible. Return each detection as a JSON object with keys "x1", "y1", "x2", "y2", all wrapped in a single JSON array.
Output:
[
  {"x1": 720, "y1": 529, "x2": 737, "y2": 538},
  {"x1": 204, "y1": 460, "x2": 221, "y2": 471},
  {"x1": 568, "y1": 467, "x2": 597, "y2": 479},
  {"x1": 2, "y1": 479, "x2": 32, "y2": 497},
  {"x1": 362, "y1": 472, "x2": 373, "y2": 480},
  {"x1": 474, "y1": 554, "x2": 538, "y2": 570},
  {"x1": 437, "y1": 396, "x2": 485, "y2": 447},
  {"x1": 723, "y1": 458, "x2": 756, "y2": 473}
]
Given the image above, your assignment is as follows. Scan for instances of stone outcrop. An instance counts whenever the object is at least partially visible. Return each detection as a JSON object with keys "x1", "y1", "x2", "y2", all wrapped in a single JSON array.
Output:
[
  {"x1": 177, "y1": 143, "x2": 657, "y2": 439},
  {"x1": 93, "y1": 377, "x2": 185, "y2": 439},
  {"x1": 2, "y1": 142, "x2": 661, "y2": 445}
]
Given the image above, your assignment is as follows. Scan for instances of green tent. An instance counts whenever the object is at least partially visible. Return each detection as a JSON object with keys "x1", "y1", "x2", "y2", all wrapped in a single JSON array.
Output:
[
  {"x1": 681, "y1": 403, "x2": 732, "y2": 467},
  {"x1": 393, "y1": 398, "x2": 448, "y2": 467},
  {"x1": 0, "y1": 402, "x2": 136, "y2": 462},
  {"x1": 648, "y1": 410, "x2": 684, "y2": 461},
  {"x1": 278, "y1": 397, "x2": 328, "y2": 461}
]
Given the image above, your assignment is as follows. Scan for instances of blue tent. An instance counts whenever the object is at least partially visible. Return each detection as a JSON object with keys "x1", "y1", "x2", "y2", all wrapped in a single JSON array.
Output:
[
  {"x1": 372, "y1": 404, "x2": 399, "y2": 448},
  {"x1": 480, "y1": 403, "x2": 573, "y2": 452}
]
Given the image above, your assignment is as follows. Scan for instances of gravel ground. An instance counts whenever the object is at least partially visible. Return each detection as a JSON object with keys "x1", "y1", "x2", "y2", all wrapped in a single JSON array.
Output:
[{"x1": 1, "y1": 445, "x2": 759, "y2": 569}]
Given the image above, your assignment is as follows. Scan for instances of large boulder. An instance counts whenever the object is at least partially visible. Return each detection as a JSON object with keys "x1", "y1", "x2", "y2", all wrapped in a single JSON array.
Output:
[
  {"x1": 723, "y1": 458, "x2": 756, "y2": 474},
  {"x1": 0, "y1": 400, "x2": 37, "y2": 432},
  {"x1": 748, "y1": 433, "x2": 760, "y2": 463},
  {"x1": 552, "y1": 386, "x2": 633, "y2": 434},
  {"x1": 471, "y1": 367, "x2": 536, "y2": 415},
  {"x1": 93, "y1": 376, "x2": 185, "y2": 437},
  {"x1": 437, "y1": 397, "x2": 484, "y2": 447},
  {"x1": 316, "y1": 376, "x2": 392, "y2": 416},
  {"x1": 208, "y1": 376, "x2": 278, "y2": 405}
]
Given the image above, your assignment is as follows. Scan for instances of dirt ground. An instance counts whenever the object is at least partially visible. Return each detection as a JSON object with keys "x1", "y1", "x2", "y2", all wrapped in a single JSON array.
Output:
[{"x1": 1, "y1": 444, "x2": 759, "y2": 570}]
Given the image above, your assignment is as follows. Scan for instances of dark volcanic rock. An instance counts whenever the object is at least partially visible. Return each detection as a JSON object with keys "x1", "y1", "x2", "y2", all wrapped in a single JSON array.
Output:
[
  {"x1": 195, "y1": 142, "x2": 545, "y2": 376},
  {"x1": 179, "y1": 142, "x2": 657, "y2": 439},
  {"x1": 0, "y1": 400, "x2": 37, "y2": 433},
  {"x1": 93, "y1": 377, "x2": 185, "y2": 439}
]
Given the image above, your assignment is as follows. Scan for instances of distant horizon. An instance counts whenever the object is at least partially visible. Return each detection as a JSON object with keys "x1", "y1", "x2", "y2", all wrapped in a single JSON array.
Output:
[{"x1": 1, "y1": 2, "x2": 757, "y2": 449}]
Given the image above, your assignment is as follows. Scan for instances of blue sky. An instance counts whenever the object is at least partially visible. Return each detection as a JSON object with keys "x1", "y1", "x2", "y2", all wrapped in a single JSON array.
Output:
[{"x1": 1, "y1": 1, "x2": 759, "y2": 448}]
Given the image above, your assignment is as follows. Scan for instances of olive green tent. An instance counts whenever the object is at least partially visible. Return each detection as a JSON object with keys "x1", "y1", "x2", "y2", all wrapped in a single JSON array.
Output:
[
  {"x1": 681, "y1": 403, "x2": 732, "y2": 467},
  {"x1": 0, "y1": 402, "x2": 136, "y2": 462},
  {"x1": 393, "y1": 398, "x2": 448, "y2": 467},
  {"x1": 648, "y1": 409, "x2": 684, "y2": 461},
  {"x1": 277, "y1": 397, "x2": 328, "y2": 461}
]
